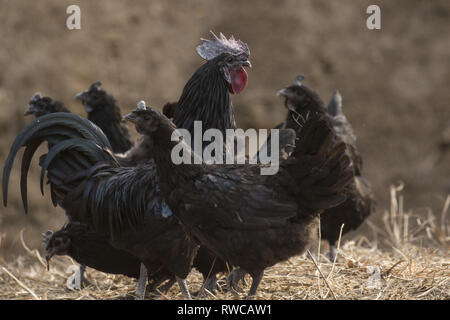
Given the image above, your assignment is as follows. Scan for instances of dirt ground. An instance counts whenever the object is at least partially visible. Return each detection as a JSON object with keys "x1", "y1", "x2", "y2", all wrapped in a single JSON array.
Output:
[{"x1": 0, "y1": 0, "x2": 448, "y2": 298}]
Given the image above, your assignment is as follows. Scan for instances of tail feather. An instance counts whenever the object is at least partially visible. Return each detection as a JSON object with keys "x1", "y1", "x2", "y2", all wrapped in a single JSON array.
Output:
[
  {"x1": 3, "y1": 113, "x2": 114, "y2": 210},
  {"x1": 59, "y1": 163, "x2": 157, "y2": 238},
  {"x1": 20, "y1": 141, "x2": 41, "y2": 213},
  {"x1": 39, "y1": 138, "x2": 117, "y2": 196}
]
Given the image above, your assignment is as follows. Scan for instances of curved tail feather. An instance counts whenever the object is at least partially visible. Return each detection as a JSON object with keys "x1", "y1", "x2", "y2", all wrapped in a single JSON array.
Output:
[
  {"x1": 3, "y1": 113, "x2": 114, "y2": 210},
  {"x1": 2, "y1": 112, "x2": 158, "y2": 238}
]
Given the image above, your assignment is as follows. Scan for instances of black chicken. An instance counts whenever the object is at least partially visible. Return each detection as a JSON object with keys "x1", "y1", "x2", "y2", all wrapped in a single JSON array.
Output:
[
  {"x1": 75, "y1": 81, "x2": 180, "y2": 168},
  {"x1": 277, "y1": 76, "x2": 375, "y2": 261},
  {"x1": 24, "y1": 93, "x2": 71, "y2": 116},
  {"x1": 122, "y1": 103, "x2": 180, "y2": 166},
  {"x1": 160, "y1": 102, "x2": 245, "y2": 295},
  {"x1": 74, "y1": 81, "x2": 162, "y2": 167},
  {"x1": 75, "y1": 81, "x2": 134, "y2": 154},
  {"x1": 43, "y1": 223, "x2": 141, "y2": 278},
  {"x1": 123, "y1": 103, "x2": 353, "y2": 298},
  {"x1": 3, "y1": 32, "x2": 252, "y2": 298},
  {"x1": 3, "y1": 109, "x2": 194, "y2": 298},
  {"x1": 23, "y1": 92, "x2": 149, "y2": 293}
]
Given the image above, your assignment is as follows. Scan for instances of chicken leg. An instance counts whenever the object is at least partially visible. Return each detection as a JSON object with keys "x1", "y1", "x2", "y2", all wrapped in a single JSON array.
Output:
[
  {"x1": 176, "y1": 276, "x2": 192, "y2": 299},
  {"x1": 135, "y1": 263, "x2": 148, "y2": 299}
]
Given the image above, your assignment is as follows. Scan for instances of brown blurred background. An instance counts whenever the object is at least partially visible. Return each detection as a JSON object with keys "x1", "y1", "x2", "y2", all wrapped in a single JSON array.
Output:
[{"x1": 0, "y1": 0, "x2": 449, "y2": 256}]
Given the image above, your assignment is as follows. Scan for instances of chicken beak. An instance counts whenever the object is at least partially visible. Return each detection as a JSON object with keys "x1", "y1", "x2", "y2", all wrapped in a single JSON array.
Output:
[
  {"x1": 241, "y1": 59, "x2": 252, "y2": 68},
  {"x1": 75, "y1": 91, "x2": 86, "y2": 100},
  {"x1": 24, "y1": 105, "x2": 36, "y2": 116},
  {"x1": 123, "y1": 113, "x2": 137, "y2": 123},
  {"x1": 276, "y1": 88, "x2": 288, "y2": 97}
]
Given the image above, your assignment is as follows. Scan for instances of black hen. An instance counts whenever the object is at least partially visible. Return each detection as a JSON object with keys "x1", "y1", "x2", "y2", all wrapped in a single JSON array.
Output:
[
  {"x1": 75, "y1": 81, "x2": 133, "y2": 154},
  {"x1": 3, "y1": 32, "x2": 252, "y2": 298},
  {"x1": 159, "y1": 101, "x2": 239, "y2": 294},
  {"x1": 277, "y1": 76, "x2": 375, "y2": 260},
  {"x1": 76, "y1": 82, "x2": 179, "y2": 167},
  {"x1": 24, "y1": 93, "x2": 71, "y2": 117},
  {"x1": 123, "y1": 105, "x2": 353, "y2": 298},
  {"x1": 43, "y1": 222, "x2": 141, "y2": 278},
  {"x1": 115, "y1": 102, "x2": 177, "y2": 167}
]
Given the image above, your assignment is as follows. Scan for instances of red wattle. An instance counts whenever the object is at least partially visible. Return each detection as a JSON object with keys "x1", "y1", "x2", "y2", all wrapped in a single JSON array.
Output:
[{"x1": 228, "y1": 66, "x2": 248, "y2": 94}]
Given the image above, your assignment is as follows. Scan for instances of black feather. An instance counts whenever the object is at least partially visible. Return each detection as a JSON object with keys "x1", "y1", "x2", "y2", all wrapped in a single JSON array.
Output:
[
  {"x1": 137, "y1": 106, "x2": 353, "y2": 297},
  {"x1": 278, "y1": 79, "x2": 375, "y2": 255}
]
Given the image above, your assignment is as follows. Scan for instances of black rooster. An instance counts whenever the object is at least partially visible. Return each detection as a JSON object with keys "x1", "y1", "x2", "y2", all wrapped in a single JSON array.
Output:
[
  {"x1": 75, "y1": 81, "x2": 134, "y2": 154},
  {"x1": 123, "y1": 103, "x2": 353, "y2": 298},
  {"x1": 277, "y1": 76, "x2": 375, "y2": 261},
  {"x1": 23, "y1": 92, "x2": 148, "y2": 293},
  {"x1": 3, "y1": 32, "x2": 252, "y2": 298}
]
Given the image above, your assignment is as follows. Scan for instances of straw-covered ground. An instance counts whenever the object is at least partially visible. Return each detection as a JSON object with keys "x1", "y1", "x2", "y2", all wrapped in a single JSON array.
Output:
[{"x1": 0, "y1": 185, "x2": 448, "y2": 300}]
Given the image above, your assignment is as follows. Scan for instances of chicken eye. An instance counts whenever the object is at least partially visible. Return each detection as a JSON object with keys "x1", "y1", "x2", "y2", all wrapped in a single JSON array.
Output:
[{"x1": 226, "y1": 56, "x2": 233, "y2": 63}]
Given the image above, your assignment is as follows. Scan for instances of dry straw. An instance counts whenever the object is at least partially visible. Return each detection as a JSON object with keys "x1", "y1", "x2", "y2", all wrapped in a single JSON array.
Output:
[{"x1": 0, "y1": 184, "x2": 448, "y2": 300}]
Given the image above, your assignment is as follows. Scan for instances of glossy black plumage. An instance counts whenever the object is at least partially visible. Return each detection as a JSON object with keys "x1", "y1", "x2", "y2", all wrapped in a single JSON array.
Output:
[
  {"x1": 278, "y1": 77, "x2": 375, "y2": 259},
  {"x1": 117, "y1": 102, "x2": 178, "y2": 167},
  {"x1": 23, "y1": 94, "x2": 146, "y2": 287},
  {"x1": 162, "y1": 102, "x2": 178, "y2": 119},
  {"x1": 2, "y1": 109, "x2": 196, "y2": 294},
  {"x1": 24, "y1": 93, "x2": 71, "y2": 117},
  {"x1": 128, "y1": 106, "x2": 353, "y2": 297},
  {"x1": 157, "y1": 101, "x2": 233, "y2": 289},
  {"x1": 44, "y1": 222, "x2": 141, "y2": 279},
  {"x1": 193, "y1": 247, "x2": 230, "y2": 281},
  {"x1": 76, "y1": 81, "x2": 133, "y2": 154},
  {"x1": 173, "y1": 55, "x2": 235, "y2": 138},
  {"x1": 320, "y1": 91, "x2": 375, "y2": 255}
]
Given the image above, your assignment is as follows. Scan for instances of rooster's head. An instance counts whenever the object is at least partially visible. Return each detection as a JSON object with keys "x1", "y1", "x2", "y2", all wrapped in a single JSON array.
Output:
[{"x1": 197, "y1": 31, "x2": 251, "y2": 94}]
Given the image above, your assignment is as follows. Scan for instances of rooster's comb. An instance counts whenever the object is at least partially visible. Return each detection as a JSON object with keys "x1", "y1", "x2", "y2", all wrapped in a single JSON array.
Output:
[{"x1": 196, "y1": 31, "x2": 250, "y2": 61}]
